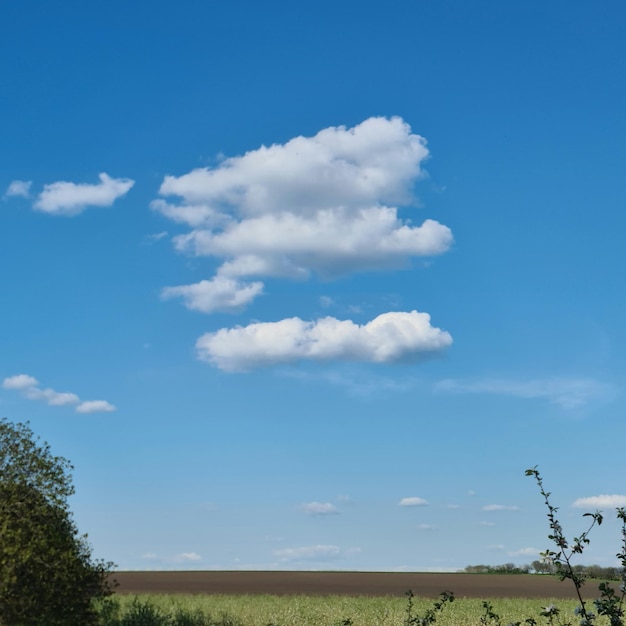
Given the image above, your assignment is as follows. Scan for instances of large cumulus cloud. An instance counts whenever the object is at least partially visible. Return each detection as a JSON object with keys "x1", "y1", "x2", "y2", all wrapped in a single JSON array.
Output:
[
  {"x1": 155, "y1": 116, "x2": 453, "y2": 312},
  {"x1": 196, "y1": 311, "x2": 452, "y2": 372}
]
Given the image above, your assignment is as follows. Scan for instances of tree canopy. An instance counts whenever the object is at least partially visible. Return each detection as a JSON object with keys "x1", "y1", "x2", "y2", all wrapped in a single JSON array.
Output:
[{"x1": 0, "y1": 418, "x2": 114, "y2": 625}]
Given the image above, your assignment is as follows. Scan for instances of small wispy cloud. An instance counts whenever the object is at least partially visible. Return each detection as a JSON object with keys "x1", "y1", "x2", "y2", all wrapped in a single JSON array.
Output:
[
  {"x1": 34, "y1": 172, "x2": 134, "y2": 216},
  {"x1": 274, "y1": 545, "x2": 339, "y2": 562},
  {"x1": 417, "y1": 523, "x2": 437, "y2": 530},
  {"x1": 572, "y1": 495, "x2": 626, "y2": 509},
  {"x1": 174, "y1": 552, "x2": 202, "y2": 563},
  {"x1": 140, "y1": 551, "x2": 202, "y2": 565},
  {"x1": 145, "y1": 231, "x2": 169, "y2": 243},
  {"x1": 300, "y1": 501, "x2": 339, "y2": 516},
  {"x1": 273, "y1": 544, "x2": 359, "y2": 563},
  {"x1": 76, "y1": 400, "x2": 116, "y2": 414},
  {"x1": 508, "y1": 547, "x2": 541, "y2": 557},
  {"x1": 278, "y1": 368, "x2": 418, "y2": 398},
  {"x1": 162, "y1": 276, "x2": 264, "y2": 314},
  {"x1": 4, "y1": 180, "x2": 32, "y2": 199},
  {"x1": 2, "y1": 374, "x2": 39, "y2": 390},
  {"x1": 435, "y1": 377, "x2": 614, "y2": 409},
  {"x1": 447, "y1": 504, "x2": 461, "y2": 510},
  {"x1": 479, "y1": 521, "x2": 496, "y2": 527},
  {"x1": 482, "y1": 504, "x2": 519, "y2": 512},
  {"x1": 2, "y1": 374, "x2": 116, "y2": 414},
  {"x1": 399, "y1": 497, "x2": 429, "y2": 507}
]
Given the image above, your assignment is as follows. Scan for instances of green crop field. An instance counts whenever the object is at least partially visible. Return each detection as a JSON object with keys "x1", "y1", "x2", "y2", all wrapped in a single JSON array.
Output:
[{"x1": 99, "y1": 593, "x2": 591, "y2": 626}]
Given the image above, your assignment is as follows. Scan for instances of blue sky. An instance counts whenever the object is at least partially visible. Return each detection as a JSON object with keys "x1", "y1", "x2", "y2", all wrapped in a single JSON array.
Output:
[{"x1": 2, "y1": 0, "x2": 626, "y2": 572}]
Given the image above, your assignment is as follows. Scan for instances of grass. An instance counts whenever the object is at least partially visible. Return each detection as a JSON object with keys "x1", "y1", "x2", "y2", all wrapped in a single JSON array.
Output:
[{"x1": 99, "y1": 594, "x2": 590, "y2": 626}]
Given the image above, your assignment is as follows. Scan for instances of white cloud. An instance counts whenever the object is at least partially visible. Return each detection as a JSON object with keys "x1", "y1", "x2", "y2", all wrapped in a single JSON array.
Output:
[
  {"x1": 162, "y1": 276, "x2": 264, "y2": 313},
  {"x1": 482, "y1": 504, "x2": 519, "y2": 511},
  {"x1": 572, "y1": 495, "x2": 626, "y2": 509},
  {"x1": 300, "y1": 502, "x2": 339, "y2": 516},
  {"x1": 2, "y1": 373, "x2": 116, "y2": 414},
  {"x1": 173, "y1": 211, "x2": 451, "y2": 278},
  {"x1": 417, "y1": 524, "x2": 436, "y2": 530},
  {"x1": 480, "y1": 521, "x2": 496, "y2": 527},
  {"x1": 161, "y1": 116, "x2": 428, "y2": 212},
  {"x1": 34, "y1": 172, "x2": 134, "y2": 215},
  {"x1": 76, "y1": 400, "x2": 116, "y2": 414},
  {"x1": 5, "y1": 180, "x2": 32, "y2": 198},
  {"x1": 435, "y1": 377, "x2": 613, "y2": 409},
  {"x1": 196, "y1": 310, "x2": 452, "y2": 371},
  {"x1": 25, "y1": 387, "x2": 80, "y2": 406},
  {"x1": 273, "y1": 544, "x2": 348, "y2": 562},
  {"x1": 509, "y1": 547, "x2": 541, "y2": 557},
  {"x1": 175, "y1": 552, "x2": 202, "y2": 562},
  {"x1": 487, "y1": 544, "x2": 505, "y2": 551},
  {"x1": 399, "y1": 497, "x2": 429, "y2": 507},
  {"x1": 151, "y1": 199, "x2": 228, "y2": 228},
  {"x1": 447, "y1": 504, "x2": 461, "y2": 509},
  {"x1": 156, "y1": 116, "x2": 452, "y2": 312},
  {"x1": 2, "y1": 374, "x2": 39, "y2": 389}
]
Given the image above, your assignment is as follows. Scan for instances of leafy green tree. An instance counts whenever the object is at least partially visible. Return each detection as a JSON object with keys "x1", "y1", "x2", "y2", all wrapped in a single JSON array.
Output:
[{"x1": 0, "y1": 418, "x2": 114, "y2": 625}]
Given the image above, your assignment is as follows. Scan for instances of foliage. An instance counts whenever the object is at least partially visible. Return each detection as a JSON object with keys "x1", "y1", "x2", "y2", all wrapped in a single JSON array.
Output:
[
  {"x1": 95, "y1": 595, "x2": 588, "y2": 626},
  {"x1": 464, "y1": 564, "x2": 531, "y2": 575},
  {"x1": 0, "y1": 418, "x2": 74, "y2": 507},
  {"x1": 0, "y1": 418, "x2": 114, "y2": 625},
  {"x1": 463, "y1": 562, "x2": 622, "y2": 580},
  {"x1": 98, "y1": 597, "x2": 242, "y2": 626},
  {"x1": 404, "y1": 589, "x2": 454, "y2": 626},
  {"x1": 525, "y1": 466, "x2": 626, "y2": 626}
]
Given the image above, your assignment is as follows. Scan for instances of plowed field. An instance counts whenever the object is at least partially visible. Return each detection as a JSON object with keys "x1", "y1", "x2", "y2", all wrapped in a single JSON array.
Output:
[{"x1": 111, "y1": 571, "x2": 604, "y2": 599}]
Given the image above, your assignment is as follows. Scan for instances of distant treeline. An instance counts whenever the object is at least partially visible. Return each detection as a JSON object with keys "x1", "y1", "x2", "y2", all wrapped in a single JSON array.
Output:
[{"x1": 463, "y1": 561, "x2": 624, "y2": 580}]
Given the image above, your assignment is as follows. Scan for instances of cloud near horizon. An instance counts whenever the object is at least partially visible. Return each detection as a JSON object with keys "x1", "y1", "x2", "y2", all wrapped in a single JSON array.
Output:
[
  {"x1": 572, "y1": 495, "x2": 626, "y2": 508},
  {"x1": 155, "y1": 116, "x2": 453, "y2": 313},
  {"x1": 2, "y1": 374, "x2": 116, "y2": 414},
  {"x1": 34, "y1": 172, "x2": 134, "y2": 215},
  {"x1": 196, "y1": 311, "x2": 452, "y2": 371},
  {"x1": 273, "y1": 544, "x2": 359, "y2": 563}
]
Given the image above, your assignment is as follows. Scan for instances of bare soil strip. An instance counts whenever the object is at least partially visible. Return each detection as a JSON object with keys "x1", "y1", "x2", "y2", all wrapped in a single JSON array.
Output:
[{"x1": 111, "y1": 571, "x2": 605, "y2": 599}]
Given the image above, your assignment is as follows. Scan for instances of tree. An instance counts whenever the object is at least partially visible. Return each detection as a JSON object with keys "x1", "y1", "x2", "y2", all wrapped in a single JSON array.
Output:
[{"x1": 0, "y1": 418, "x2": 114, "y2": 625}]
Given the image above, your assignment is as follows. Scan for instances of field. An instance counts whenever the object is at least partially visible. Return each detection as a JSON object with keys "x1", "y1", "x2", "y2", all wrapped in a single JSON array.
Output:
[
  {"x1": 104, "y1": 571, "x2": 617, "y2": 625},
  {"x1": 112, "y1": 570, "x2": 606, "y2": 599}
]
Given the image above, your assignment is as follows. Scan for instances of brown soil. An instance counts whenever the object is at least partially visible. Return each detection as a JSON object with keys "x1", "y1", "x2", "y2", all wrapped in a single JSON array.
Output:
[{"x1": 111, "y1": 571, "x2": 608, "y2": 599}]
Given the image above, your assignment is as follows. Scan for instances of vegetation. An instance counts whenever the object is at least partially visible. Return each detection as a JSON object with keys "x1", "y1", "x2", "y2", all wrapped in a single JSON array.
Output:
[
  {"x1": 88, "y1": 595, "x2": 572, "y2": 626},
  {"x1": 91, "y1": 595, "x2": 607, "y2": 626},
  {"x1": 523, "y1": 466, "x2": 626, "y2": 626},
  {"x1": 464, "y1": 564, "x2": 532, "y2": 575},
  {"x1": 463, "y1": 563, "x2": 623, "y2": 580},
  {"x1": 0, "y1": 418, "x2": 114, "y2": 625}
]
